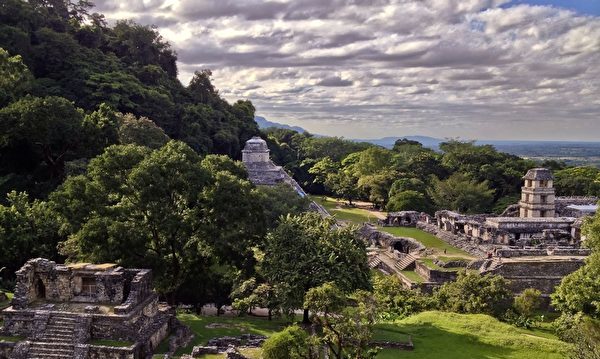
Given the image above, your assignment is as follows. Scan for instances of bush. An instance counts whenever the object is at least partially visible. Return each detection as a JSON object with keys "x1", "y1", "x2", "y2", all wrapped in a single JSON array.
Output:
[
  {"x1": 553, "y1": 313, "x2": 600, "y2": 358},
  {"x1": 514, "y1": 288, "x2": 542, "y2": 317},
  {"x1": 504, "y1": 309, "x2": 538, "y2": 329},
  {"x1": 434, "y1": 270, "x2": 511, "y2": 317},
  {"x1": 262, "y1": 325, "x2": 310, "y2": 359},
  {"x1": 373, "y1": 274, "x2": 431, "y2": 320}
]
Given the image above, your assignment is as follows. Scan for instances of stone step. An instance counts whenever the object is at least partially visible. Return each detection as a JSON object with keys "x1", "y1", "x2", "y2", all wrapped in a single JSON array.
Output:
[
  {"x1": 49, "y1": 318, "x2": 77, "y2": 325},
  {"x1": 46, "y1": 327, "x2": 75, "y2": 333},
  {"x1": 38, "y1": 333, "x2": 73, "y2": 343},
  {"x1": 395, "y1": 254, "x2": 417, "y2": 271},
  {"x1": 29, "y1": 342, "x2": 74, "y2": 358},
  {"x1": 368, "y1": 256, "x2": 382, "y2": 268},
  {"x1": 38, "y1": 334, "x2": 73, "y2": 343}
]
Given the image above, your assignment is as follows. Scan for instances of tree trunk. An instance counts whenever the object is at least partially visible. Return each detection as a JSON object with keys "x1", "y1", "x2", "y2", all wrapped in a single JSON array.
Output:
[
  {"x1": 268, "y1": 308, "x2": 272, "y2": 321},
  {"x1": 303, "y1": 308, "x2": 310, "y2": 324}
]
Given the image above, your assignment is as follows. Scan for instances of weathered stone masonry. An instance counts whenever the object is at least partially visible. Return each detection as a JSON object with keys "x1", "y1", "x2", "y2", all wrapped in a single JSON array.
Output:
[{"x1": 0, "y1": 258, "x2": 186, "y2": 359}]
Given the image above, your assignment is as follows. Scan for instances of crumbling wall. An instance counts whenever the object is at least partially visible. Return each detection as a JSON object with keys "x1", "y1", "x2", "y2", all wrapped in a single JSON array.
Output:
[
  {"x1": 358, "y1": 224, "x2": 425, "y2": 253},
  {"x1": 114, "y1": 270, "x2": 152, "y2": 315},
  {"x1": 414, "y1": 261, "x2": 458, "y2": 283}
]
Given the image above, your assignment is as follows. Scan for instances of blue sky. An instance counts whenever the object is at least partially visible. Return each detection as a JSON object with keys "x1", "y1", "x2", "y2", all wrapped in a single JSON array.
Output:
[{"x1": 507, "y1": 0, "x2": 600, "y2": 15}]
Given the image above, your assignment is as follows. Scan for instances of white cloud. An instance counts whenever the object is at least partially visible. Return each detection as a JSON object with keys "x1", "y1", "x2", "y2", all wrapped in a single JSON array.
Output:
[{"x1": 93, "y1": 0, "x2": 600, "y2": 140}]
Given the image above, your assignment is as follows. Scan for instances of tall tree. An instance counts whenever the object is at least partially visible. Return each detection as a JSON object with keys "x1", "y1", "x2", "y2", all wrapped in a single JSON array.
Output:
[
  {"x1": 552, "y1": 210, "x2": 600, "y2": 318},
  {"x1": 261, "y1": 213, "x2": 371, "y2": 323},
  {"x1": 429, "y1": 173, "x2": 495, "y2": 214}
]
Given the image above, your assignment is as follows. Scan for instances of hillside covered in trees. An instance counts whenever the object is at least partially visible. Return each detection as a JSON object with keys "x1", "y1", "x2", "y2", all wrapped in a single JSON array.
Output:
[{"x1": 0, "y1": 0, "x2": 259, "y2": 199}]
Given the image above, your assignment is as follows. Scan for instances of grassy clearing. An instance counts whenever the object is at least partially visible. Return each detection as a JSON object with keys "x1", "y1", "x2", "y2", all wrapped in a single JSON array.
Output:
[
  {"x1": 374, "y1": 311, "x2": 569, "y2": 359},
  {"x1": 166, "y1": 314, "x2": 289, "y2": 356},
  {"x1": 436, "y1": 256, "x2": 469, "y2": 263},
  {"x1": 419, "y1": 258, "x2": 460, "y2": 272},
  {"x1": 379, "y1": 227, "x2": 471, "y2": 257},
  {"x1": 154, "y1": 311, "x2": 568, "y2": 359},
  {"x1": 310, "y1": 196, "x2": 379, "y2": 224},
  {"x1": 400, "y1": 270, "x2": 424, "y2": 283},
  {"x1": 186, "y1": 348, "x2": 261, "y2": 359}
]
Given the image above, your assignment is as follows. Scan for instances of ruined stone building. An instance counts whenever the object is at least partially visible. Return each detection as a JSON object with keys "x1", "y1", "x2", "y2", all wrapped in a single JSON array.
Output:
[
  {"x1": 0, "y1": 259, "x2": 185, "y2": 359},
  {"x1": 376, "y1": 167, "x2": 597, "y2": 298},
  {"x1": 519, "y1": 168, "x2": 556, "y2": 218},
  {"x1": 242, "y1": 136, "x2": 306, "y2": 196},
  {"x1": 242, "y1": 136, "x2": 329, "y2": 216}
]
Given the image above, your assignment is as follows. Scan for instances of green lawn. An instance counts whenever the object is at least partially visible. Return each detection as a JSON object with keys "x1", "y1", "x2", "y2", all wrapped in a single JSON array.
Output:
[
  {"x1": 400, "y1": 270, "x2": 424, "y2": 283},
  {"x1": 379, "y1": 227, "x2": 472, "y2": 257},
  {"x1": 374, "y1": 311, "x2": 569, "y2": 359},
  {"x1": 419, "y1": 258, "x2": 460, "y2": 272},
  {"x1": 163, "y1": 314, "x2": 290, "y2": 356},
  {"x1": 310, "y1": 196, "x2": 379, "y2": 224},
  {"x1": 155, "y1": 311, "x2": 568, "y2": 359},
  {"x1": 0, "y1": 335, "x2": 23, "y2": 343}
]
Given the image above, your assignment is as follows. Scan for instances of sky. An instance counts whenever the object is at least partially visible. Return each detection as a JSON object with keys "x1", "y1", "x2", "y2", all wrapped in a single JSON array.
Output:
[{"x1": 94, "y1": 0, "x2": 600, "y2": 141}]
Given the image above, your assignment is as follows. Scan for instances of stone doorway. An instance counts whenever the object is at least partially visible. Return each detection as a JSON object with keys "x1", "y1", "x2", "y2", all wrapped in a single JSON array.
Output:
[
  {"x1": 35, "y1": 278, "x2": 45, "y2": 300},
  {"x1": 393, "y1": 241, "x2": 408, "y2": 254}
]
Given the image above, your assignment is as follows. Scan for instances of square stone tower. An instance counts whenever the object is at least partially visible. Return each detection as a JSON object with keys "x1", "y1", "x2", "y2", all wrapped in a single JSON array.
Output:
[{"x1": 519, "y1": 168, "x2": 556, "y2": 218}]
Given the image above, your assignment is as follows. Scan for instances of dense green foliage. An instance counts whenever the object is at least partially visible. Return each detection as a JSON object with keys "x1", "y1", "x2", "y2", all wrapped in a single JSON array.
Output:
[
  {"x1": 373, "y1": 274, "x2": 431, "y2": 320},
  {"x1": 552, "y1": 210, "x2": 600, "y2": 318},
  {"x1": 304, "y1": 282, "x2": 378, "y2": 359},
  {"x1": 554, "y1": 166, "x2": 600, "y2": 197},
  {"x1": 261, "y1": 213, "x2": 371, "y2": 321},
  {"x1": 262, "y1": 325, "x2": 311, "y2": 359},
  {"x1": 0, "y1": 191, "x2": 62, "y2": 280},
  {"x1": 266, "y1": 130, "x2": 542, "y2": 213},
  {"x1": 0, "y1": 0, "x2": 259, "y2": 199},
  {"x1": 514, "y1": 288, "x2": 542, "y2": 318},
  {"x1": 434, "y1": 271, "x2": 511, "y2": 316}
]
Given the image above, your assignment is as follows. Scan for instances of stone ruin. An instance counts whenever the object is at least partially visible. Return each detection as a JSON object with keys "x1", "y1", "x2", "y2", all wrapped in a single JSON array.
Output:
[
  {"x1": 0, "y1": 258, "x2": 189, "y2": 359},
  {"x1": 242, "y1": 136, "x2": 306, "y2": 194},
  {"x1": 380, "y1": 211, "x2": 422, "y2": 227},
  {"x1": 242, "y1": 136, "x2": 329, "y2": 217},
  {"x1": 373, "y1": 168, "x2": 597, "y2": 298}
]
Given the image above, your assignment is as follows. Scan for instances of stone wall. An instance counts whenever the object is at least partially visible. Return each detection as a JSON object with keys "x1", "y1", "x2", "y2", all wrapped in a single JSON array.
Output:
[
  {"x1": 495, "y1": 248, "x2": 591, "y2": 258},
  {"x1": 0, "y1": 341, "x2": 16, "y2": 359},
  {"x1": 91, "y1": 294, "x2": 158, "y2": 341},
  {"x1": 114, "y1": 270, "x2": 152, "y2": 315},
  {"x1": 1, "y1": 309, "x2": 35, "y2": 337},
  {"x1": 359, "y1": 224, "x2": 425, "y2": 253},
  {"x1": 87, "y1": 344, "x2": 139, "y2": 359},
  {"x1": 483, "y1": 259, "x2": 585, "y2": 295},
  {"x1": 417, "y1": 222, "x2": 490, "y2": 257},
  {"x1": 414, "y1": 261, "x2": 458, "y2": 283},
  {"x1": 11, "y1": 259, "x2": 127, "y2": 309}
]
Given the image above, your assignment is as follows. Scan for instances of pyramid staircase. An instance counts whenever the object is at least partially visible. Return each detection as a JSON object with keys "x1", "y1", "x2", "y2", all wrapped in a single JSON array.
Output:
[{"x1": 28, "y1": 314, "x2": 77, "y2": 359}]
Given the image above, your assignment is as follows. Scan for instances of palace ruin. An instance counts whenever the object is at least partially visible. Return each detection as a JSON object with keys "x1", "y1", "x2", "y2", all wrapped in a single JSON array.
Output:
[
  {"x1": 242, "y1": 136, "x2": 329, "y2": 216},
  {"x1": 0, "y1": 259, "x2": 186, "y2": 359},
  {"x1": 371, "y1": 168, "x2": 597, "y2": 297}
]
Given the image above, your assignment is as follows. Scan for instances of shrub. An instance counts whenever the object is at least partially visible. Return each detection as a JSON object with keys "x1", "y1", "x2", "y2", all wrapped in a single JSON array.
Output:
[
  {"x1": 262, "y1": 325, "x2": 310, "y2": 359},
  {"x1": 373, "y1": 274, "x2": 431, "y2": 320},
  {"x1": 434, "y1": 270, "x2": 511, "y2": 317},
  {"x1": 514, "y1": 288, "x2": 542, "y2": 317}
]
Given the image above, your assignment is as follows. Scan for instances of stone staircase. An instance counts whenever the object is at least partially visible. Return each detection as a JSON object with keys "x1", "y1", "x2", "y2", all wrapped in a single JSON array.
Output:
[
  {"x1": 368, "y1": 256, "x2": 382, "y2": 268},
  {"x1": 394, "y1": 253, "x2": 417, "y2": 271},
  {"x1": 28, "y1": 314, "x2": 77, "y2": 358}
]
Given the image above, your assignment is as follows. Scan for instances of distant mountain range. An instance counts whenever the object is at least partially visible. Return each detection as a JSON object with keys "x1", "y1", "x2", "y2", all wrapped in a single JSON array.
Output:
[
  {"x1": 255, "y1": 116, "x2": 306, "y2": 133},
  {"x1": 254, "y1": 116, "x2": 600, "y2": 166}
]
